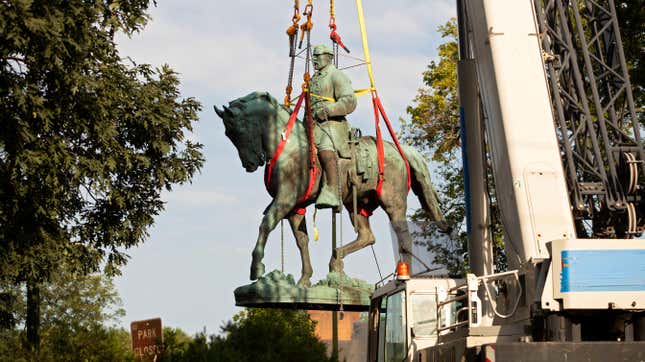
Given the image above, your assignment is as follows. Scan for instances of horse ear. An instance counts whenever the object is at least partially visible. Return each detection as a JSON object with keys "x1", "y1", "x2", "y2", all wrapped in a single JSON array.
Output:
[
  {"x1": 215, "y1": 105, "x2": 235, "y2": 119},
  {"x1": 260, "y1": 91, "x2": 279, "y2": 108},
  {"x1": 259, "y1": 91, "x2": 272, "y2": 102},
  {"x1": 214, "y1": 105, "x2": 225, "y2": 119}
]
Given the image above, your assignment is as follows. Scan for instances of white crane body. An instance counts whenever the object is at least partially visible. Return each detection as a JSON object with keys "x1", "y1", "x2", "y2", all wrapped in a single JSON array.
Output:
[
  {"x1": 465, "y1": 0, "x2": 576, "y2": 263},
  {"x1": 367, "y1": 0, "x2": 645, "y2": 360}
]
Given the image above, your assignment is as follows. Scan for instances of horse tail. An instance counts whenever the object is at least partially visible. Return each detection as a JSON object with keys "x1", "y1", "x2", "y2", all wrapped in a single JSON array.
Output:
[{"x1": 403, "y1": 146, "x2": 450, "y2": 231}]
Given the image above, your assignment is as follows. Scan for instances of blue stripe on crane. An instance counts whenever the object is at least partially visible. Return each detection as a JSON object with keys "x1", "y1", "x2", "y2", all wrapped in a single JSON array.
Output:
[{"x1": 560, "y1": 249, "x2": 645, "y2": 292}]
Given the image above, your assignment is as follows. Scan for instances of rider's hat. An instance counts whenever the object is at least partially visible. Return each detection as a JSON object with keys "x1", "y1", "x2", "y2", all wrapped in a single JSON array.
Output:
[{"x1": 313, "y1": 44, "x2": 334, "y2": 56}]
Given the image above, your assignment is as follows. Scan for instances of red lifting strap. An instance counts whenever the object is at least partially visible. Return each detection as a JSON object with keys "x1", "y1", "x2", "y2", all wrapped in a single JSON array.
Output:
[
  {"x1": 298, "y1": 90, "x2": 318, "y2": 204},
  {"x1": 264, "y1": 91, "x2": 318, "y2": 213},
  {"x1": 329, "y1": 22, "x2": 350, "y2": 53},
  {"x1": 372, "y1": 92, "x2": 411, "y2": 197},
  {"x1": 372, "y1": 95, "x2": 386, "y2": 196},
  {"x1": 265, "y1": 92, "x2": 305, "y2": 188}
]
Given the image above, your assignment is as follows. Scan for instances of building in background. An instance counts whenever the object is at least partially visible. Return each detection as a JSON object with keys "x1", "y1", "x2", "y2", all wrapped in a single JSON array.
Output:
[{"x1": 308, "y1": 311, "x2": 367, "y2": 362}]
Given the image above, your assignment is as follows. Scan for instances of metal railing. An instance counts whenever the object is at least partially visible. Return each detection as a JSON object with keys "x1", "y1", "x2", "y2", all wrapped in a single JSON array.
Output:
[{"x1": 434, "y1": 270, "x2": 522, "y2": 335}]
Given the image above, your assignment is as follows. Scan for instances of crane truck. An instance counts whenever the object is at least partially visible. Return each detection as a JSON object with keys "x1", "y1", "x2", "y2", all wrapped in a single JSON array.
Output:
[{"x1": 367, "y1": 0, "x2": 645, "y2": 360}]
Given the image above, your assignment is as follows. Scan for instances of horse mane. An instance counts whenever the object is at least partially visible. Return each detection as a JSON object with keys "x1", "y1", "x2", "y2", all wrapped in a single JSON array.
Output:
[
  {"x1": 226, "y1": 92, "x2": 296, "y2": 132},
  {"x1": 228, "y1": 91, "x2": 285, "y2": 114}
]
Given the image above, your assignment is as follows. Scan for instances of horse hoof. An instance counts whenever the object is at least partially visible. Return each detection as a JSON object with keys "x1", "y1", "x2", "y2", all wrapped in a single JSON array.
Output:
[
  {"x1": 297, "y1": 277, "x2": 312, "y2": 288},
  {"x1": 250, "y1": 263, "x2": 265, "y2": 280}
]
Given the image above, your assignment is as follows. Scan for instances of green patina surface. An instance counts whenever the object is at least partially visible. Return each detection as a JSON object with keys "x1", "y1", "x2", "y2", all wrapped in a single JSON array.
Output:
[
  {"x1": 234, "y1": 270, "x2": 373, "y2": 311},
  {"x1": 218, "y1": 90, "x2": 448, "y2": 290}
]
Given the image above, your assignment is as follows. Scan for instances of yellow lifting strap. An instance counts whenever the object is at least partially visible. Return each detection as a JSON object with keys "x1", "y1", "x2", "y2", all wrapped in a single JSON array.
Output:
[
  {"x1": 309, "y1": 0, "x2": 374, "y2": 104},
  {"x1": 309, "y1": 88, "x2": 371, "y2": 103},
  {"x1": 355, "y1": 0, "x2": 376, "y2": 91}
]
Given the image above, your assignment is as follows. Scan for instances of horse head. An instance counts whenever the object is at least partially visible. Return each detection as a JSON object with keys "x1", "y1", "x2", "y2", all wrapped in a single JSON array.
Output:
[{"x1": 215, "y1": 91, "x2": 277, "y2": 172}]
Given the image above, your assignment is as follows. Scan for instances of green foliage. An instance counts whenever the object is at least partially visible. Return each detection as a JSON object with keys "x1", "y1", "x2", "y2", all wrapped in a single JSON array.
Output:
[
  {"x1": 402, "y1": 21, "x2": 460, "y2": 163},
  {"x1": 0, "y1": 0, "x2": 204, "y2": 283},
  {"x1": 158, "y1": 309, "x2": 330, "y2": 362},
  {"x1": 160, "y1": 327, "x2": 199, "y2": 361},
  {"x1": 400, "y1": 19, "x2": 468, "y2": 276},
  {"x1": 402, "y1": 7, "x2": 643, "y2": 275},
  {"x1": 401, "y1": 19, "x2": 507, "y2": 275},
  {"x1": 0, "y1": 268, "x2": 134, "y2": 361},
  {"x1": 616, "y1": 0, "x2": 644, "y2": 107},
  {"x1": 214, "y1": 309, "x2": 329, "y2": 362},
  {"x1": 0, "y1": 0, "x2": 203, "y2": 347}
]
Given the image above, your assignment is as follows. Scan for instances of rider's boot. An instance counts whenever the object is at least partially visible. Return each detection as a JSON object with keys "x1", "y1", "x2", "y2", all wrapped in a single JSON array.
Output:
[{"x1": 316, "y1": 150, "x2": 341, "y2": 211}]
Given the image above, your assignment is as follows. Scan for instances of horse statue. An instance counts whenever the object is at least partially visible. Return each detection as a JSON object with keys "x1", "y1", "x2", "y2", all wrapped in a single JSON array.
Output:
[{"x1": 215, "y1": 91, "x2": 449, "y2": 287}]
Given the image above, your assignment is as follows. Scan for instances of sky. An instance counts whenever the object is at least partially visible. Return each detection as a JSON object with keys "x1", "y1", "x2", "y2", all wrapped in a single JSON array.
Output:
[{"x1": 114, "y1": 0, "x2": 456, "y2": 335}]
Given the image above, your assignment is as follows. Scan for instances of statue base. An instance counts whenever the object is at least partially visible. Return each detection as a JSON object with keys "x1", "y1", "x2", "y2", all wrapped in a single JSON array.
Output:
[{"x1": 234, "y1": 270, "x2": 374, "y2": 311}]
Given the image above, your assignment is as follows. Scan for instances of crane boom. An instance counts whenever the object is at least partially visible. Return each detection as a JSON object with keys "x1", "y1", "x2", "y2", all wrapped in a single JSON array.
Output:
[
  {"x1": 367, "y1": 0, "x2": 645, "y2": 360},
  {"x1": 464, "y1": 0, "x2": 576, "y2": 264}
]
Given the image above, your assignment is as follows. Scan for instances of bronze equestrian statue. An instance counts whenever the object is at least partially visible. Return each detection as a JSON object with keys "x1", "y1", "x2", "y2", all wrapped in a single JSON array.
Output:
[{"x1": 216, "y1": 89, "x2": 449, "y2": 287}]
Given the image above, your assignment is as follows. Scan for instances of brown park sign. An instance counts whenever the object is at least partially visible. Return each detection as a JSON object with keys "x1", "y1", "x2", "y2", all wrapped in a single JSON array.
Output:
[{"x1": 130, "y1": 318, "x2": 163, "y2": 360}]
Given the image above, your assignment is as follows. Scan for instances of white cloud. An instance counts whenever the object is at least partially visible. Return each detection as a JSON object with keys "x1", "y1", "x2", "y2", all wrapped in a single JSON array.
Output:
[
  {"x1": 116, "y1": 0, "x2": 456, "y2": 105},
  {"x1": 119, "y1": 25, "x2": 284, "y2": 93},
  {"x1": 363, "y1": 1, "x2": 456, "y2": 41}
]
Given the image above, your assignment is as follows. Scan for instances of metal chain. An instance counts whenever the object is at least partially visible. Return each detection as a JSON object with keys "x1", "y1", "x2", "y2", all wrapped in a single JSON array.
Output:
[
  {"x1": 299, "y1": 1, "x2": 313, "y2": 49},
  {"x1": 305, "y1": 26, "x2": 312, "y2": 75},
  {"x1": 285, "y1": 29, "x2": 298, "y2": 107},
  {"x1": 339, "y1": 208, "x2": 343, "y2": 247},
  {"x1": 301, "y1": 1, "x2": 312, "y2": 91},
  {"x1": 330, "y1": 0, "x2": 339, "y2": 67},
  {"x1": 333, "y1": 42, "x2": 339, "y2": 67},
  {"x1": 285, "y1": 0, "x2": 301, "y2": 107}
]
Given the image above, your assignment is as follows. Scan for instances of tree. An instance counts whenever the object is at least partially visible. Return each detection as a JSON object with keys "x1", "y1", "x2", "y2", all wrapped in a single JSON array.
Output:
[
  {"x1": 196, "y1": 308, "x2": 329, "y2": 362},
  {"x1": 159, "y1": 327, "x2": 197, "y2": 361},
  {"x1": 0, "y1": 268, "x2": 134, "y2": 361},
  {"x1": 401, "y1": 19, "x2": 468, "y2": 276},
  {"x1": 616, "y1": 0, "x2": 644, "y2": 107},
  {"x1": 401, "y1": 19, "x2": 506, "y2": 276},
  {"x1": 156, "y1": 309, "x2": 330, "y2": 361},
  {"x1": 0, "y1": 1, "x2": 204, "y2": 348}
]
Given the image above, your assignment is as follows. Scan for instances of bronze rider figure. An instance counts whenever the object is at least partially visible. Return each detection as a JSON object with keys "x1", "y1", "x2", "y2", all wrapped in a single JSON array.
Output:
[{"x1": 310, "y1": 44, "x2": 357, "y2": 210}]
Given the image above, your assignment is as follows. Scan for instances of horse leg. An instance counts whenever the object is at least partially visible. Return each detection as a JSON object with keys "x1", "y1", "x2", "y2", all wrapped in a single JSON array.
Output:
[
  {"x1": 251, "y1": 199, "x2": 293, "y2": 280},
  {"x1": 329, "y1": 211, "x2": 375, "y2": 273},
  {"x1": 288, "y1": 212, "x2": 313, "y2": 287},
  {"x1": 383, "y1": 202, "x2": 414, "y2": 266}
]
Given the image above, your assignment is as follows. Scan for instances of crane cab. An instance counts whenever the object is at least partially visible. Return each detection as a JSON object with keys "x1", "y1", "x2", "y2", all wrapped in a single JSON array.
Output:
[{"x1": 367, "y1": 277, "x2": 465, "y2": 362}]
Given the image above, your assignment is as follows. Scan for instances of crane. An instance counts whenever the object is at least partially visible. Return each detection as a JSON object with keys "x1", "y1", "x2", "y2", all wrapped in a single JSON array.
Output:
[{"x1": 367, "y1": 0, "x2": 645, "y2": 360}]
